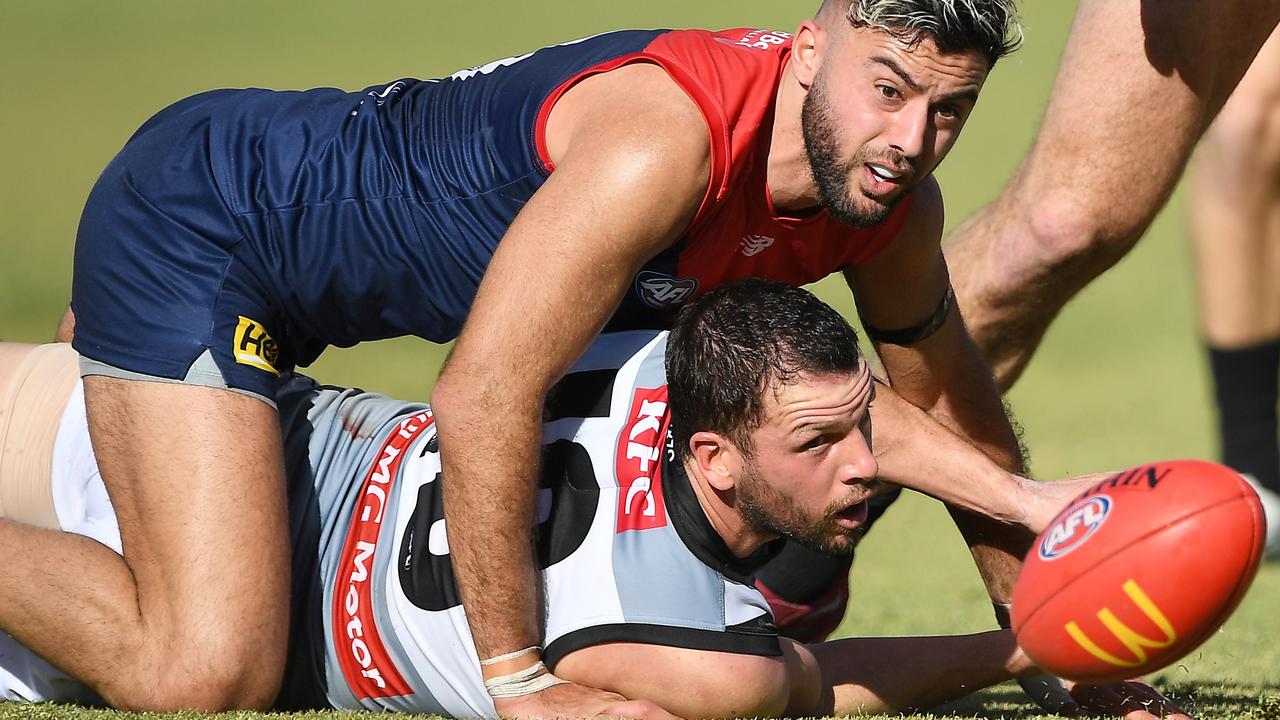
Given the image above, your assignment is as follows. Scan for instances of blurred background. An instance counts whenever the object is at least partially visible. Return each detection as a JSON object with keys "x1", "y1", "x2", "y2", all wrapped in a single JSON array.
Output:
[{"x1": 0, "y1": 0, "x2": 1273, "y2": 710}]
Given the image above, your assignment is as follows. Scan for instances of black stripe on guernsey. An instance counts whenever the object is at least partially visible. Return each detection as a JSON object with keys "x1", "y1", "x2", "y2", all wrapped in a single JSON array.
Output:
[
  {"x1": 542, "y1": 623, "x2": 782, "y2": 670},
  {"x1": 545, "y1": 369, "x2": 616, "y2": 421}
]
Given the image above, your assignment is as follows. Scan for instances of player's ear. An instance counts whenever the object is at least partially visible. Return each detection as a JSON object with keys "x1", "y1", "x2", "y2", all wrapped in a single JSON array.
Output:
[
  {"x1": 689, "y1": 431, "x2": 740, "y2": 492},
  {"x1": 791, "y1": 20, "x2": 823, "y2": 88}
]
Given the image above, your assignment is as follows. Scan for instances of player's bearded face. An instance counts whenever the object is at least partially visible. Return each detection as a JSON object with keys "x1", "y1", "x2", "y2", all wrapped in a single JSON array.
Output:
[
  {"x1": 802, "y1": 64, "x2": 913, "y2": 228},
  {"x1": 736, "y1": 454, "x2": 866, "y2": 555}
]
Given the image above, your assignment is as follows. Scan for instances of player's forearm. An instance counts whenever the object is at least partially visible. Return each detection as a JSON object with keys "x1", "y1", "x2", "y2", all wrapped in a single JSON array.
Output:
[
  {"x1": 869, "y1": 384, "x2": 1043, "y2": 527},
  {"x1": 875, "y1": 317, "x2": 1023, "y2": 474},
  {"x1": 432, "y1": 381, "x2": 544, "y2": 658},
  {"x1": 871, "y1": 382, "x2": 1047, "y2": 602},
  {"x1": 811, "y1": 630, "x2": 1033, "y2": 716}
]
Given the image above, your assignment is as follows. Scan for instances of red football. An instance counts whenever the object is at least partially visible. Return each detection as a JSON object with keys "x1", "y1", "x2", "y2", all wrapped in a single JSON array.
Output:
[{"x1": 1011, "y1": 459, "x2": 1266, "y2": 683}]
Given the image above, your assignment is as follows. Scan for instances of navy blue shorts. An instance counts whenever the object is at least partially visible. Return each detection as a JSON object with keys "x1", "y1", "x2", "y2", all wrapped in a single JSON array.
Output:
[{"x1": 70, "y1": 91, "x2": 295, "y2": 403}]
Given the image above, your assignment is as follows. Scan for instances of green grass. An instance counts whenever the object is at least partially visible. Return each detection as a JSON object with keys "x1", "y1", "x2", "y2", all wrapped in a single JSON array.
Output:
[{"x1": 1, "y1": 0, "x2": 1277, "y2": 717}]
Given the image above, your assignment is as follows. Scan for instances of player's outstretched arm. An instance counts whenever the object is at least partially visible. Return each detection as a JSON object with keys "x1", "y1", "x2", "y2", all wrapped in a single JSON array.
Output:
[
  {"x1": 846, "y1": 179, "x2": 1019, "y2": 470},
  {"x1": 846, "y1": 180, "x2": 1031, "y2": 604},
  {"x1": 868, "y1": 381, "x2": 1021, "y2": 520},
  {"x1": 808, "y1": 633, "x2": 1193, "y2": 718},
  {"x1": 428, "y1": 62, "x2": 709, "y2": 720},
  {"x1": 550, "y1": 631, "x2": 1191, "y2": 718},
  {"x1": 555, "y1": 643, "x2": 792, "y2": 719},
  {"x1": 804, "y1": 631, "x2": 1031, "y2": 715},
  {"x1": 867, "y1": 381, "x2": 1079, "y2": 532}
]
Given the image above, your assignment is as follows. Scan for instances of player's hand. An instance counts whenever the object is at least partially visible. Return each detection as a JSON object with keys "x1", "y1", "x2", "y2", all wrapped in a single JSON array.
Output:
[
  {"x1": 1022, "y1": 472, "x2": 1113, "y2": 533},
  {"x1": 492, "y1": 679, "x2": 683, "y2": 720},
  {"x1": 1067, "y1": 679, "x2": 1193, "y2": 719}
]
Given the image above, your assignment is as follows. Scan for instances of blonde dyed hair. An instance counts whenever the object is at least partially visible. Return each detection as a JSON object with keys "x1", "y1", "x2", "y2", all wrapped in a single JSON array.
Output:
[{"x1": 841, "y1": 0, "x2": 1022, "y2": 65}]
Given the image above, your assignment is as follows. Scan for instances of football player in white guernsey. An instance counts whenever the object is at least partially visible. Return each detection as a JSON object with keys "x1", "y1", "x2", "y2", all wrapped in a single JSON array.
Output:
[{"x1": 0, "y1": 281, "x2": 1184, "y2": 718}]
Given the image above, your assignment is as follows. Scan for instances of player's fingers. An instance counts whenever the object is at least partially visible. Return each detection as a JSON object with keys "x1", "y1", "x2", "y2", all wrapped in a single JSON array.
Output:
[
  {"x1": 1099, "y1": 683, "x2": 1180, "y2": 720},
  {"x1": 1069, "y1": 682, "x2": 1145, "y2": 717},
  {"x1": 1119, "y1": 682, "x2": 1193, "y2": 719}
]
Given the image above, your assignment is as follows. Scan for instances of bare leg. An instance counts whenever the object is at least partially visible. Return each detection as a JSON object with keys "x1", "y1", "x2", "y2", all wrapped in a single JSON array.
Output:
[
  {"x1": 945, "y1": 0, "x2": 1280, "y2": 389},
  {"x1": 54, "y1": 307, "x2": 75, "y2": 344},
  {"x1": 1191, "y1": 29, "x2": 1280, "y2": 535},
  {"x1": 1192, "y1": 29, "x2": 1280, "y2": 350},
  {"x1": 0, "y1": 377, "x2": 290, "y2": 710}
]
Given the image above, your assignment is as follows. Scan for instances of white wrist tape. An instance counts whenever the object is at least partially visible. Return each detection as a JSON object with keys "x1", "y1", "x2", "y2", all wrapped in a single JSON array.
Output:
[
  {"x1": 479, "y1": 646, "x2": 541, "y2": 667},
  {"x1": 483, "y1": 661, "x2": 568, "y2": 699}
]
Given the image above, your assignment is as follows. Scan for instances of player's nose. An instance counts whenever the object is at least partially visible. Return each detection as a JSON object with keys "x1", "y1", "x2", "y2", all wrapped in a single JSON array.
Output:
[
  {"x1": 884, "y1": 103, "x2": 930, "y2": 160},
  {"x1": 837, "y1": 430, "x2": 878, "y2": 485}
]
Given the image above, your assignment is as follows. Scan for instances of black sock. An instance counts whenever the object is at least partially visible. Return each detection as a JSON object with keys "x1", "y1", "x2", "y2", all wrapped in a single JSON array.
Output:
[{"x1": 1209, "y1": 339, "x2": 1280, "y2": 494}]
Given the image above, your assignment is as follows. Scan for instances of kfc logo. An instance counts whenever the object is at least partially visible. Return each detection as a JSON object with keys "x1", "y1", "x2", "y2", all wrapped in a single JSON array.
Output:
[{"x1": 616, "y1": 386, "x2": 670, "y2": 532}]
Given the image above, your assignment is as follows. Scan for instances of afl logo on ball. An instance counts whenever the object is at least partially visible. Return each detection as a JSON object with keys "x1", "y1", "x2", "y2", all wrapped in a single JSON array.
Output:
[{"x1": 1039, "y1": 495, "x2": 1112, "y2": 561}]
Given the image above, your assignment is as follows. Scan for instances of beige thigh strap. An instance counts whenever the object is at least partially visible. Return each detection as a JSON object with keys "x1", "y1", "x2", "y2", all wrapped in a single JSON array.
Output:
[{"x1": 0, "y1": 343, "x2": 80, "y2": 528}]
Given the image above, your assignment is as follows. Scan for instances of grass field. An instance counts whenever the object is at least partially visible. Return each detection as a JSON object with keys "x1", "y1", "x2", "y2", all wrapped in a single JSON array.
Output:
[{"x1": 0, "y1": 1, "x2": 1276, "y2": 718}]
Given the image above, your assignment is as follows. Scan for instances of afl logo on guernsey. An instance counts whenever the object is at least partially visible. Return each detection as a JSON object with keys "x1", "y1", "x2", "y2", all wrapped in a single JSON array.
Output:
[
  {"x1": 1039, "y1": 495, "x2": 1112, "y2": 561},
  {"x1": 636, "y1": 271, "x2": 698, "y2": 310}
]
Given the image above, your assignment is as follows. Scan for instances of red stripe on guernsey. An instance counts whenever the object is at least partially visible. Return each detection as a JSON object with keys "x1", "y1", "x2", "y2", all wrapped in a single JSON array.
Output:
[
  {"x1": 532, "y1": 41, "x2": 733, "y2": 231},
  {"x1": 616, "y1": 385, "x2": 671, "y2": 533},
  {"x1": 333, "y1": 410, "x2": 434, "y2": 699}
]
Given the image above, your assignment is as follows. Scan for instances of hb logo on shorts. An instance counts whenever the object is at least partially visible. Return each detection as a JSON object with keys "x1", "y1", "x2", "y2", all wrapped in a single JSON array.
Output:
[{"x1": 234, "y1": 316, "x2": 280, "y2": 376}]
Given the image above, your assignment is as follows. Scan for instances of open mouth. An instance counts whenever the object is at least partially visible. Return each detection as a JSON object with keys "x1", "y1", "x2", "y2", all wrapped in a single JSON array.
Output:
[
  {"x1": 867, "y1": 163, "x2": 904, "y2": 182},
  {"x1": 832, "y1": 499, "x2": 870, "y2": 530},
  {"x1": 862, "y1": 163, "x2": 910, "y2": 199}
]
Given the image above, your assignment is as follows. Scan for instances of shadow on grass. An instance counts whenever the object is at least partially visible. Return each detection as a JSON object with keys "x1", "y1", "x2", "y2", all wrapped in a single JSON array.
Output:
[{"x1": 928, "y1": 679, "x2": 1280, "y2": 719}]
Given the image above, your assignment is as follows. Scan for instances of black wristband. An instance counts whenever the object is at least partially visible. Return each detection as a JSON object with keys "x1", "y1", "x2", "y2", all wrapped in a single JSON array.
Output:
[{"x1": 863, "y1": 285, "x2": 955, "y2": 347}]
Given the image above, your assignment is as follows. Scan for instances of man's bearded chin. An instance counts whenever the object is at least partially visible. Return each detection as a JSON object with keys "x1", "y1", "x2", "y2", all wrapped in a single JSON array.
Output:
[
  {"x1": 736, "y1": 466, "x2": 861, "y2": 556},
  {"x1": 801, "y1": 78, "x2": 902, "y2": 229}
]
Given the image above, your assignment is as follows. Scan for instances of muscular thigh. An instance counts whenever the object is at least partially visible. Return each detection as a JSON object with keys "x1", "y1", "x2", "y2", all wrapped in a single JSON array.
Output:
[
  {"x1": 82, "y1": 376, "x2": 291, "y2": 659},
  {"x1": 1032, "y1": 0, "x2": 1280, "y2": 231}
]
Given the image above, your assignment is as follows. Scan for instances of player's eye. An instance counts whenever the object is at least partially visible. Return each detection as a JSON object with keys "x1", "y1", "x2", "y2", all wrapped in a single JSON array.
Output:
[
  {"x1": 935, "y1": 104, "x2": 960, "y2": 120},
  {"x1": 876, "y1": 84, "x2": 901, "y2": 100},
  {"x1": 802, "y1": 435, "x2": 830, "y2": 452}
]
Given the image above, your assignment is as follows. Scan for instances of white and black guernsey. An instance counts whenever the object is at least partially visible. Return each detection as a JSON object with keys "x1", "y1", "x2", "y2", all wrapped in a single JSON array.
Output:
[{"x1": 278, "y1": 331, "x2": 781, "y2": 716}]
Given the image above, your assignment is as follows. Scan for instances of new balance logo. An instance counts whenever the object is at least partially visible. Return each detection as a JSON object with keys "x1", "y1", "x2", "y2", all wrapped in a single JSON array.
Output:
[{"x1": 740, "y1": 234, "x2": 775, "y2": 257}]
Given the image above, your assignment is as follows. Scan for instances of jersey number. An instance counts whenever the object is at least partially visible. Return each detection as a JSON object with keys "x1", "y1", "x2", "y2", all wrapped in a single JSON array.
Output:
[{"x1": 397, "y1": 439, "x2": 601, "y2": 612}]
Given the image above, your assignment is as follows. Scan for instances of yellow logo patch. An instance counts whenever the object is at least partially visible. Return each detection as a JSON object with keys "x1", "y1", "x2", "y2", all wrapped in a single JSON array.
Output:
[
  {"x1": 1065, "y1": 579, "x2": 1178, "y2": 667},
  {"x1": 233, "y1": 316, "x2": 280, "y2": 376}
]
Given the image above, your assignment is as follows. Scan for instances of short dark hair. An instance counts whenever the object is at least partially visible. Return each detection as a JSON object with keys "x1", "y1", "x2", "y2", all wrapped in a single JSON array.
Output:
[{"x1": 666, "y1": 279, "x2": 863, "y2": 460}]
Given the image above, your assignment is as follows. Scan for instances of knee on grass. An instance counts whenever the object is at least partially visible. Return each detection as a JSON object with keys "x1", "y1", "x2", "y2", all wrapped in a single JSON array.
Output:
[{"x1": 99, "y1": 645, "x2": 283, "y2": 712}]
